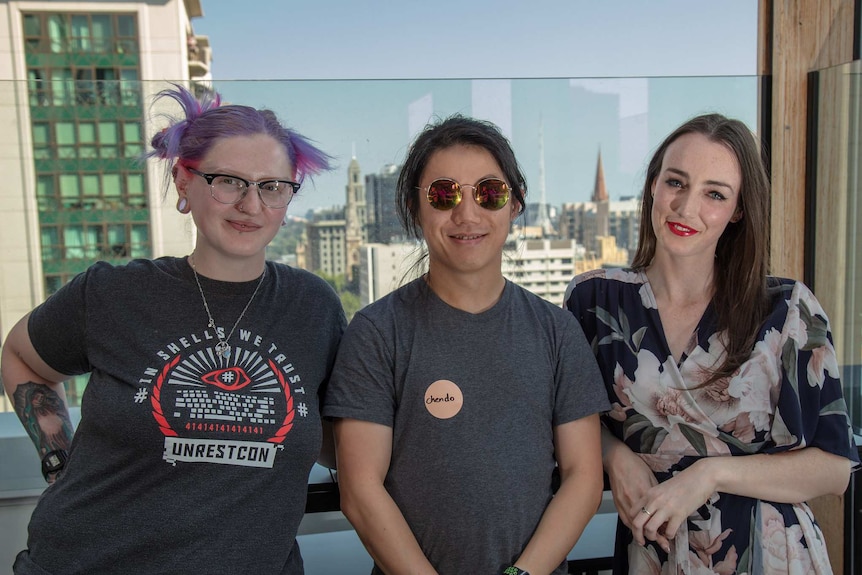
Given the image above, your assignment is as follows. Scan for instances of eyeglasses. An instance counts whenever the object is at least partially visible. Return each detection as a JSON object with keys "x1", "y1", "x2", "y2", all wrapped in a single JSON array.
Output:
[
  {"x1": 420, "y1": 178, "x2": 511, "y2": 211},
  {"x1": 187, "y1": 167, "x2": 300, "y2": 209}
]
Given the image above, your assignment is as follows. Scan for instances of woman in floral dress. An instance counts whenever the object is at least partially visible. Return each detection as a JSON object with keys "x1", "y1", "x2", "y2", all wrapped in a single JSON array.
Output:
[{"x1": 565, "y1": 114, "x2": 859, "y2": 574}]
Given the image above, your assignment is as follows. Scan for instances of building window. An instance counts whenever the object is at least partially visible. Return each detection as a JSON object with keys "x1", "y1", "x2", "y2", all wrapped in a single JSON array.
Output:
[
  {"x1": 56, "y1": 121, "x2": 76, "y2": 158},
  {"x1": 108, "y1": 225, "x2": 128, "y2": 256},
  {"x1": 51, "y1": 68, "x2": 73, "y2": 106},
  {"x1": 36, "y1": 175, "x2": 57, "y2": 211},
  {"x1": 79, "y1": 122, "x2": 97, "y2": 158},
  {"x1": 82, "y1": 173, "x2": 100, "y2": 207},
  {"x1": 47, "y1": 14, "x2": 66, "y2": 53},
  {"x1": 123, "y1": 121, "x2": 142, "y2": 157},
  {"x1": 25, "y1": 12, "x2": 138, "y2": 55},
  {"x1": 98, "y1": 121, "x2": 118, "y2": 158},
  {"x1": 32, "y1": 123, "x2": 50, "y2": 159},
  {"x1": 127, "y1": 173, "x2": 146, "y2": 207},
  {"x1": 40, "y1": 226, "x2": 61, "y2": 261},
  {"x1": 59, "y1": 174, "x2": 80, "y2": 208},
  {"x1": 40, "y1": 222, "x2": 150, "y2": 261},
  {"x1": 130, "y1": 225, "x2": 149, "y2": 258},
  {"x1": 116, "y1": 14, "x2": 137, "y2": 53}
]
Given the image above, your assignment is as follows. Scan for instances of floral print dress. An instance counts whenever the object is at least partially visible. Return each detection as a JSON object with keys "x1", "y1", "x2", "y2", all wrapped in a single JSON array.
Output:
[{"x1": 565, "y1": 268, "x2": 860, "y2": 575}]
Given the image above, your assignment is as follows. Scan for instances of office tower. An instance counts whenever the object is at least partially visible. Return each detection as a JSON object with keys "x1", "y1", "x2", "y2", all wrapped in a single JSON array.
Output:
[
  {"x1": 0, "y1": 0, "x2": 209, "y2": 410},
  {"x1": 365, "y1": 164, "x2": 402, "y2": 244},
  {"x1": 608, "y1": 196, "x2": 640, "y2": 252},
  {"x1": 534, "y1": 118, "x2": 556, "y2": 237},
  {"x1": 357, "y1": 242, "x2": 417, "y2": 306}
]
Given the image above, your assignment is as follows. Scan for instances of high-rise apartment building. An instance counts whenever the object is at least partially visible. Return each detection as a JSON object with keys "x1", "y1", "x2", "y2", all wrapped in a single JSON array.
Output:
[
  {"x1": 503, "y1": 238, "x2": 586, "y2": 305},
  {"x1": 359, "y1": 235, "x2": 625, "y2": 308},
  {"x1": 306, "y1": 207, "x2": 347, "y2": 277},
  {"x1": 0, "y1": 0, "x2": 210, "y2": 410}
]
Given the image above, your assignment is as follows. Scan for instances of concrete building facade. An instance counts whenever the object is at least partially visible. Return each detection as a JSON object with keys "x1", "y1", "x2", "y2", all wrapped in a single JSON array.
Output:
[{"x1": 0, "y1": 0, "x2": 208, "y2": 410}]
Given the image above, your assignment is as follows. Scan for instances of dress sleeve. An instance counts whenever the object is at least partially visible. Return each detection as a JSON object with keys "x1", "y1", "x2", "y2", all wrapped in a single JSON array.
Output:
[
  {"x1": 563, "y1": 273, "x2": 598, "y2": 344},
  {"x1": 321, "y1": 312, "x2": 397, "y2": 427},
  {"x1": 769, "y1": 281, "x2": 860, "y2": 468}
]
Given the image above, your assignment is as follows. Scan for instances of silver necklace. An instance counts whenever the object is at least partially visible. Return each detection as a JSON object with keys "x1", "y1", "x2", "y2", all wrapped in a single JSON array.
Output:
[{"x1": 190, "y1": 254, "x2": 266, "y2": 359}]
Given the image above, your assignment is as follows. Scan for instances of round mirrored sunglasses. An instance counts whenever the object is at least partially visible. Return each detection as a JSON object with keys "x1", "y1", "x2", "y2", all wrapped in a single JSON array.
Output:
[{"x1": 420, "y1": 178, "x2": 510, "y2": 211}]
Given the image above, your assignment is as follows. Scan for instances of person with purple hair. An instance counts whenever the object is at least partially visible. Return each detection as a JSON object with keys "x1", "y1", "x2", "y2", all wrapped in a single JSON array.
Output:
[{"x1": 1, "y1": 84, "x2": 346, "y2": 574}]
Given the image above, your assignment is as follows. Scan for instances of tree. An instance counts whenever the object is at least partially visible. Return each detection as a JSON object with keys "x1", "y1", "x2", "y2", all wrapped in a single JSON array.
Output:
[
  {"x1": 315, "y1": 271, "x2": 362, "y2": 321},
  {"x1": 267, "y1": 217, "x2": 306, "y2": 260},
  {"x1": 339, "y1": 291, "x2": 362, "y2": 322}
]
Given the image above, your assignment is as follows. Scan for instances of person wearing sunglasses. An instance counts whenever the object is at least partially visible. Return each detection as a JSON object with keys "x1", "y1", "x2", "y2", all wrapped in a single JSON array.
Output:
[
  {"x1": 324, "y1": 115, "x2": 609, "y2": 575},
  {"x1": 1, "y1": 84, "x2": 346, "y2": 575},
  {"x1": 564, "y1": 114, "x2": 859, "y2": 574}
]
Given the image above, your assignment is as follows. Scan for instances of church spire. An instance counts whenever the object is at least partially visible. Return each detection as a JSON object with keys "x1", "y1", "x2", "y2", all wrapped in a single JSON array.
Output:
[{"x1": 591, "y1": 150, "x2": 609, "y2": 202}]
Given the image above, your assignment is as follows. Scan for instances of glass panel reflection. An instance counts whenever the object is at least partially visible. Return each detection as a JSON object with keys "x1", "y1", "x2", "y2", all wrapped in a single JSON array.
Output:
[{"x1": 811, "y1": 60, "x2": 862, "y2": 433}]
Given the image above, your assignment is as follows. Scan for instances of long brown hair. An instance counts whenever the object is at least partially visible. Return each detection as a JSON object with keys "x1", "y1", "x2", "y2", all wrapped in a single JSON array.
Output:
[{"x1": 631, "y1": 114, "x2": 771, "y2": 383}]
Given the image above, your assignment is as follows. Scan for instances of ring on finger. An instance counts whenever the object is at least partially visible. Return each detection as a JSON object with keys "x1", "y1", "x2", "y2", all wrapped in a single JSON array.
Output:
[{"x1": 641, "y1": 506, "x2": 654, "y2": 517}]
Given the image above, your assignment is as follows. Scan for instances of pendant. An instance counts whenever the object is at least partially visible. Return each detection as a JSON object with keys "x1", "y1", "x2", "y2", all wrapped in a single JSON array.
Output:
[{"x1": 215, "y1": 341, "x2": 230, "y2": 359}]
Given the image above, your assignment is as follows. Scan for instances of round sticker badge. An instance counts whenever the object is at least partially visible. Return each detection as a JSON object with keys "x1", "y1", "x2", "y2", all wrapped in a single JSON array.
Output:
[{"x1": 423, "y1": 379, "x2": 463, "y2": 419}]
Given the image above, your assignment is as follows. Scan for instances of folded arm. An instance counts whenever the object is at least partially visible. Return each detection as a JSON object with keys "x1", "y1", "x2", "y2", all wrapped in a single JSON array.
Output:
[
  {"x1": 633, "y1": 445, "x2": 853, "y2": 544},
  {"x1": 604, "y1": 425, "x2": 854, "y2": 549}
]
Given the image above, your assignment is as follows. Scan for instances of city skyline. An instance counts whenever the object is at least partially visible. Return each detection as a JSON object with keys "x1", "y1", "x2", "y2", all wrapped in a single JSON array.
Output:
[
  {"x1": 193, "y1": 1, "x2": 760, "y2": 214},
  {"x1": 208, "y1": 76, "x2": 759, "y2": 216}
]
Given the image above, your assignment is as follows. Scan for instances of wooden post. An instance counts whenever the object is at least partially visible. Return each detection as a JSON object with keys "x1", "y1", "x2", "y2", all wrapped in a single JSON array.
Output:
[
  {"x1": 760, "y1": 0, "x2": 855, "y2": 276},
  {"x1": 758, "y1": 1, "x2": 856, "y2": 572}
]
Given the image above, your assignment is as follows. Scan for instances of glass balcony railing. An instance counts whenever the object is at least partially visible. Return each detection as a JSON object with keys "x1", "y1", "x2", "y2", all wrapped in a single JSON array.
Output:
[
  {"x1": 809, "y1": 61, "x2": 862, "y2": 436},
  {"x1": 2, "y1": 73, "x2": 860, "y2": 574}
]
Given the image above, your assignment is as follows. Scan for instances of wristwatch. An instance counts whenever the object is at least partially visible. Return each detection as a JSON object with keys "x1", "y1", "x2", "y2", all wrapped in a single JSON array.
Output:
[
  {"x1": 41, "y1": 449, "x2": 68, "y2": 482},
  {"x1": 502, "y1": 567, "x2": 529, "y2": 575}
]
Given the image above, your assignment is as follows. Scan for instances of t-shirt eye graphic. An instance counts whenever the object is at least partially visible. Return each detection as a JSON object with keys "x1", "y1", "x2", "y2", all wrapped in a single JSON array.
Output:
[
  {"x1": 152, "y1": 354, "x2": 295, "y2": 444},
  {"x1": 201, "y1": 367, "x2": 252, "y2": 391}
]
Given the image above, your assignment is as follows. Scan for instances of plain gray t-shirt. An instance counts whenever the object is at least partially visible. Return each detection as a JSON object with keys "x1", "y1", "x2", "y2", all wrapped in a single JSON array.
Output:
[{"x1": 324, "y1": 278, "x2": 609, "y2": 575}]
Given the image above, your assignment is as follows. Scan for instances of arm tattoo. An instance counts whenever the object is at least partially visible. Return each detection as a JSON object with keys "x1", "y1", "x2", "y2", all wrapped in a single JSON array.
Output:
[{"x1": 12, "y1": 382, "x2": 74, "y2": 456}]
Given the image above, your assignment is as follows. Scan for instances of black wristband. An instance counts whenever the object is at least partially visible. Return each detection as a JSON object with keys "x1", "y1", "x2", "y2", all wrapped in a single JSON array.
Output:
[
  {"x1": 502, "y1": 567, "x2": 529, "y2": 575},
  {"x1": 41, "y1": 449, "x2": 68, "y2": 482}
]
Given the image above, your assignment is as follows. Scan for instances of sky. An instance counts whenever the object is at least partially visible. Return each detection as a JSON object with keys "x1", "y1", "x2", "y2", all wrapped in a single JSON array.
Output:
[{"x1": 191, "y1": 1, "x2": 759, "y2": 216}]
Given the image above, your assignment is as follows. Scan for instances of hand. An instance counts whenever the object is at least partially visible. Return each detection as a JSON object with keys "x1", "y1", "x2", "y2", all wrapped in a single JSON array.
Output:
[
  {"x1": 604, "y1": 446, "x2": 664, "y2": 547},
  {"x1": 631, "y1": 459, "x2": 715, "y2": 552}
]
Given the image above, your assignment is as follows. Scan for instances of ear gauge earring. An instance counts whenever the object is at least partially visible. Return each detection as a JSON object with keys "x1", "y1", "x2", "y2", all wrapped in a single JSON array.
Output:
[
  {"x1": 176, "y1": 197, "x2": 190, "y2": 214},
  {"x1": 281, "y1": 217, "x2": 288, "y2": 227}
]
